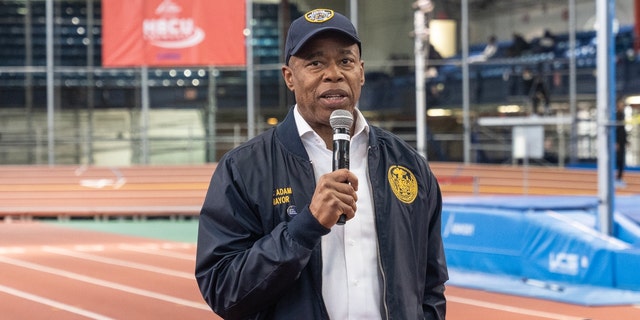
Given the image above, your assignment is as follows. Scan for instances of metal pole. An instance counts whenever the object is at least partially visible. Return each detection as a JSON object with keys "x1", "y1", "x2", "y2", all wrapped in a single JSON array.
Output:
[
  {"x1": 208, "y1": 67, "x2": 218, "y2": 162},
  {"x1": 569, "y1": 0, "x2": 578, "y2": 165},
  {"x1": 461, "y1": 0, "x2": 470, "y2": 164},
  {"x1": 414, "y1": 10, "x2": 427, "y2": 158},
  {"x1": 25, "y1": 0, "x2": 34, "y2": 163},
  {"x1": 141, "y1": 65, "x2": 150, "y2": 164},
  {"x1": 596, "y1": 0, "x2": 616, "y2": 235},
  {"x1": 86, "y1": 0, "x2": 95, "y2": 164},
  {"x1": 46, "y1": 0, "x2": 54, "y2": 165},
  {"x1": 246, "y1": 0, "x2": 255, "y2": 139},
  {"x1": 349, "y1": 0, "x2": 358, "y2": 29}
]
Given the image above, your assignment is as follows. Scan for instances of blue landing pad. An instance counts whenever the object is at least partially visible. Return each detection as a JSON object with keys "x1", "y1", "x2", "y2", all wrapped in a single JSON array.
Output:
[
  {"x1": 447, "y1": 268, "x2": 640, "y2": 306},
  {"x1": 442, "y1": 195, "x2": 640, "y2": 305}
]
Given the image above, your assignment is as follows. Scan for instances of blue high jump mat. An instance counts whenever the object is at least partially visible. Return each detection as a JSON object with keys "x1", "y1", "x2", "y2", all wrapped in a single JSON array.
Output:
[
  {"x1": 447, "y1": 268, "x2": 640, "y2": 306},
  {"x1": 442, "y1": 195, "x2": 640, "y2": 306}
]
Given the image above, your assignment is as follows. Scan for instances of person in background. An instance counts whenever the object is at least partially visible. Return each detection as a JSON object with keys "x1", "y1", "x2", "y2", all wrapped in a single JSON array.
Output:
[
  {"x1": 536, "y1": 29, "x2": 556, "y2": 53},
  {"x1": 616, "y1": 97, "x2": 629, "y2": 187},
  {"x1": 471, "y1": 35, "x2": 499, "y2": 102},
  {"x1": 482, "y1": 35, "x2": 498, "y2": 60},
  {"x1": 522, "y1": 62, "x2": 551, "y2": 115},
  {"x1": 195, "y1": 8, "x2": 448, "y2": 320},
  {"x1": 508, "y1": 33, "x2": 530, "y2": 57},
  {"x1": 469, "y1": 35, "x2": 497, "y2": 63}
]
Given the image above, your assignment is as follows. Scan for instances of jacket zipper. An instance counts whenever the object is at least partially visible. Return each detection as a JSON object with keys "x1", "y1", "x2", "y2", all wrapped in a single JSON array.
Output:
[
  {"x1": 309, "y1": 159, "x2": 330, "y2": 320},
  {"x1": 369, "y1": 147, "x2": 389, "y2": 320},
  {"x1": 376, "y1": 217, "x2": 389, "y2": 320}
]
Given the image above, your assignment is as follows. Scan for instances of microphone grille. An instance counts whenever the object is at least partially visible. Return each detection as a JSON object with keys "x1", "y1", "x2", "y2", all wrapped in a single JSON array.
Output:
[{"x1": 329, "y1": 109, "x2": 354, "y2": 130}]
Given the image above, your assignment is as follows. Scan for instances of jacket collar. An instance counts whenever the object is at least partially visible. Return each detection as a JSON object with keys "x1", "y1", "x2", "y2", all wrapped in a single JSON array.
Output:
[
  {"x1": 275, "y1": 107, "x2": 310, "y2": 161},
  {"x1": 275, "y1": 106, "x2": 381, "y2": 160}
]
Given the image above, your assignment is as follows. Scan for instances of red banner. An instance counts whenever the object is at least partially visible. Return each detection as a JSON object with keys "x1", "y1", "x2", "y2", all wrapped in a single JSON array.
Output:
[{"x1": 102, "y1": 0, "x2": 246, "y2": 67}]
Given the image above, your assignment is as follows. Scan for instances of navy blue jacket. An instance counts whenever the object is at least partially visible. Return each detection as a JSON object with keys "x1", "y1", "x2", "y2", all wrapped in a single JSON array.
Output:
[{"x1": 196, "y1": 109, "x2": 448, "y2": 319}]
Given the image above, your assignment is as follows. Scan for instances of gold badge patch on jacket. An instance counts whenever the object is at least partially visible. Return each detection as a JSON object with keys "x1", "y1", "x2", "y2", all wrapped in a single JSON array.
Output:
[{"x1": 388, "y1": 165, "x2": 418, "y2": 204}]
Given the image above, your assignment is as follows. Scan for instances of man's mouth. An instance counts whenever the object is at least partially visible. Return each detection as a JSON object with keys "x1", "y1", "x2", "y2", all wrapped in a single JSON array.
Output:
[{"x1": 322, "y1": 94, "x2": 345, "y2": 100}]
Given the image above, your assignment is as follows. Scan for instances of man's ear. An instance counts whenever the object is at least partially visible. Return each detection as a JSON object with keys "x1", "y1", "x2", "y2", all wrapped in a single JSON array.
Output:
[
  {"x1": 360, "y1": 60, "x2": 365, "y2": 86},
  {"x1": 281, "y1": 66, "x2": 295, "y2": 91}
]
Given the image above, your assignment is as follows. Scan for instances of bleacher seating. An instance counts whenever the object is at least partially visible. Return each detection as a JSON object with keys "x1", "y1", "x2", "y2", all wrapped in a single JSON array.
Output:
[
  {"x1": 359, "y1": 25, "x2": 640, "y2": 112},
  {"x1": 3, "y1": 1, "x2": 638, "y2": 112}
]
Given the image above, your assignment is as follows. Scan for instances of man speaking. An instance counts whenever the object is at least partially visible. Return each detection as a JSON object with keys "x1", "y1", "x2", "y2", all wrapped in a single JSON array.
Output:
[{"x1": 195, "y1": 8, "x2": 448, "y2": 319}]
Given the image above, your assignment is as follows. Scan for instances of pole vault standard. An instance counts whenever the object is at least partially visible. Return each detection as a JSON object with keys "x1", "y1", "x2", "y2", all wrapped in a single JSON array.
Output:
[
  {"x1": 245, "y1": 0, "x2": 255, "y2": 140},
  {"x1": 413, "y1": 0, "x2": 434, "y2": 158},
  {"x1": 46, "y1": 0, "x2": 54, "y2": 165},
  {"x1": 596, "y1": 0, "x2": 616, "y2": 236}
]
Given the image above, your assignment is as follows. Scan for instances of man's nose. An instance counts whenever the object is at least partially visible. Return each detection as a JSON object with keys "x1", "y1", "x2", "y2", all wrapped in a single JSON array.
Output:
[{"x1": 324, "y1": 63, "x2": 344, "y2": 82}]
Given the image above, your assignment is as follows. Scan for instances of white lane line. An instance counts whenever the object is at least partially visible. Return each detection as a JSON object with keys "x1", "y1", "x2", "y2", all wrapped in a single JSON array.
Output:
[
  {"x1": 158, "y1": 242, "x2": 194, "y2": 250},
  {"x1": 448, "y1": 295, "x2": 588, "y2": 320},
  {"x1": 41, "y1": 246, "x2": 193, "y2": 279},
  {"x1": 73, "y1": 245, "x2": 105, "y2": 252},
  {"x1": 0, "y1": 284, "x2": 114, "y2": 320},
  {"x1": 0, "y1": 247, "x2": 26, "y2": 254},
  {"x1": 0, "y1": 255, "x2": 210, "y2": 310},
  {"x1": 117, "y1": 244, "x2": 195, "y2": 260}
]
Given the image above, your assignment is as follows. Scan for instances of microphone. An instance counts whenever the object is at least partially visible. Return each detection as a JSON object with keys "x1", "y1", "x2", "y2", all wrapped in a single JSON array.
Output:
[{"x1": 329, "y1": 109, "x2": 354, "y2": 225}]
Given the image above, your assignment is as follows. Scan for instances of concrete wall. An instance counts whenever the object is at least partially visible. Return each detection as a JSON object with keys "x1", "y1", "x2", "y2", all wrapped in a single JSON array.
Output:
[{"x1": 0, "y1": 109, "x2": 206, "y2": 166}]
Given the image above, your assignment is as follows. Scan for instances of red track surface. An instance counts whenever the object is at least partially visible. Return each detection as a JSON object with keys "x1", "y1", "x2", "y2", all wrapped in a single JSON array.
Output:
[
  {"x1": 2, "y1": 222, "x2": 640, "y2": 319},
  {"x1": 0, "y1": 222, "x2": 220, "y2": 320},
  {"x1": 1, "y1": 163, "x2": 640, "y2": 319}
]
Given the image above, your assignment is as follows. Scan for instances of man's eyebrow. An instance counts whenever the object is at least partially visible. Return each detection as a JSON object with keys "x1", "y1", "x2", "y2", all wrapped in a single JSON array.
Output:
[
  {"x1": 302, "y1": 50, "x2": 325, "y2": 60},
  {"x1": 339, "y1": 48, "x2": 356, "y2": 56},
  {"x1": 301, "y1": 48, "x2": 356, "y2": 61}
]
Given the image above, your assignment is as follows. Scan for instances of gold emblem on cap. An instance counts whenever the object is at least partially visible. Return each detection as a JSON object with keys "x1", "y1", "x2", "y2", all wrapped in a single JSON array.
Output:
[
  {"x1": 304, "y1": 9, "x2": 334, "y2": 23},
  {"x1": 388, "y1": 165, "x2": 418, "y2": 204}
]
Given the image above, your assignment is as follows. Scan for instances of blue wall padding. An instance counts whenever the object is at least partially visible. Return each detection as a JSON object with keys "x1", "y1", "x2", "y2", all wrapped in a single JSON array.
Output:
[
  {"x1": 442, "y1": 208, "x2": 525, "y2": 275},
  {"x1": 614, "y1": 249, "x2": 640, "y2": 290}
]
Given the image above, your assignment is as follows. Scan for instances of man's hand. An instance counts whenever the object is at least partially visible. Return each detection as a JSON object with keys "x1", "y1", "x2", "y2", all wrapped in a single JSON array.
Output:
[{"x1": 309, "y1": 169, "x2": 358, "y2": 228}]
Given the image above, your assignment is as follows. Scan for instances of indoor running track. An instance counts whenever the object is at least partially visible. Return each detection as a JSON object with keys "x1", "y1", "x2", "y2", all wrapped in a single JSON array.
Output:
[{"x1": 2, "y1": 222, "x2": 640, "y2": 320}]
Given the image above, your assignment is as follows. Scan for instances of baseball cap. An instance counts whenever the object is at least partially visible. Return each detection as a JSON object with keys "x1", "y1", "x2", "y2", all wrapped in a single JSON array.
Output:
[{"x1": 284, "y1": 8, "x2": 361, "y2": 65}]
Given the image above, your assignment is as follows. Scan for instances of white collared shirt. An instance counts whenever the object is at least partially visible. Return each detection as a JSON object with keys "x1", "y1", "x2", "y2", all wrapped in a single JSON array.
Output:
[{"x1": 294, "y1": 106, "x2": 382, "y2": 319}]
